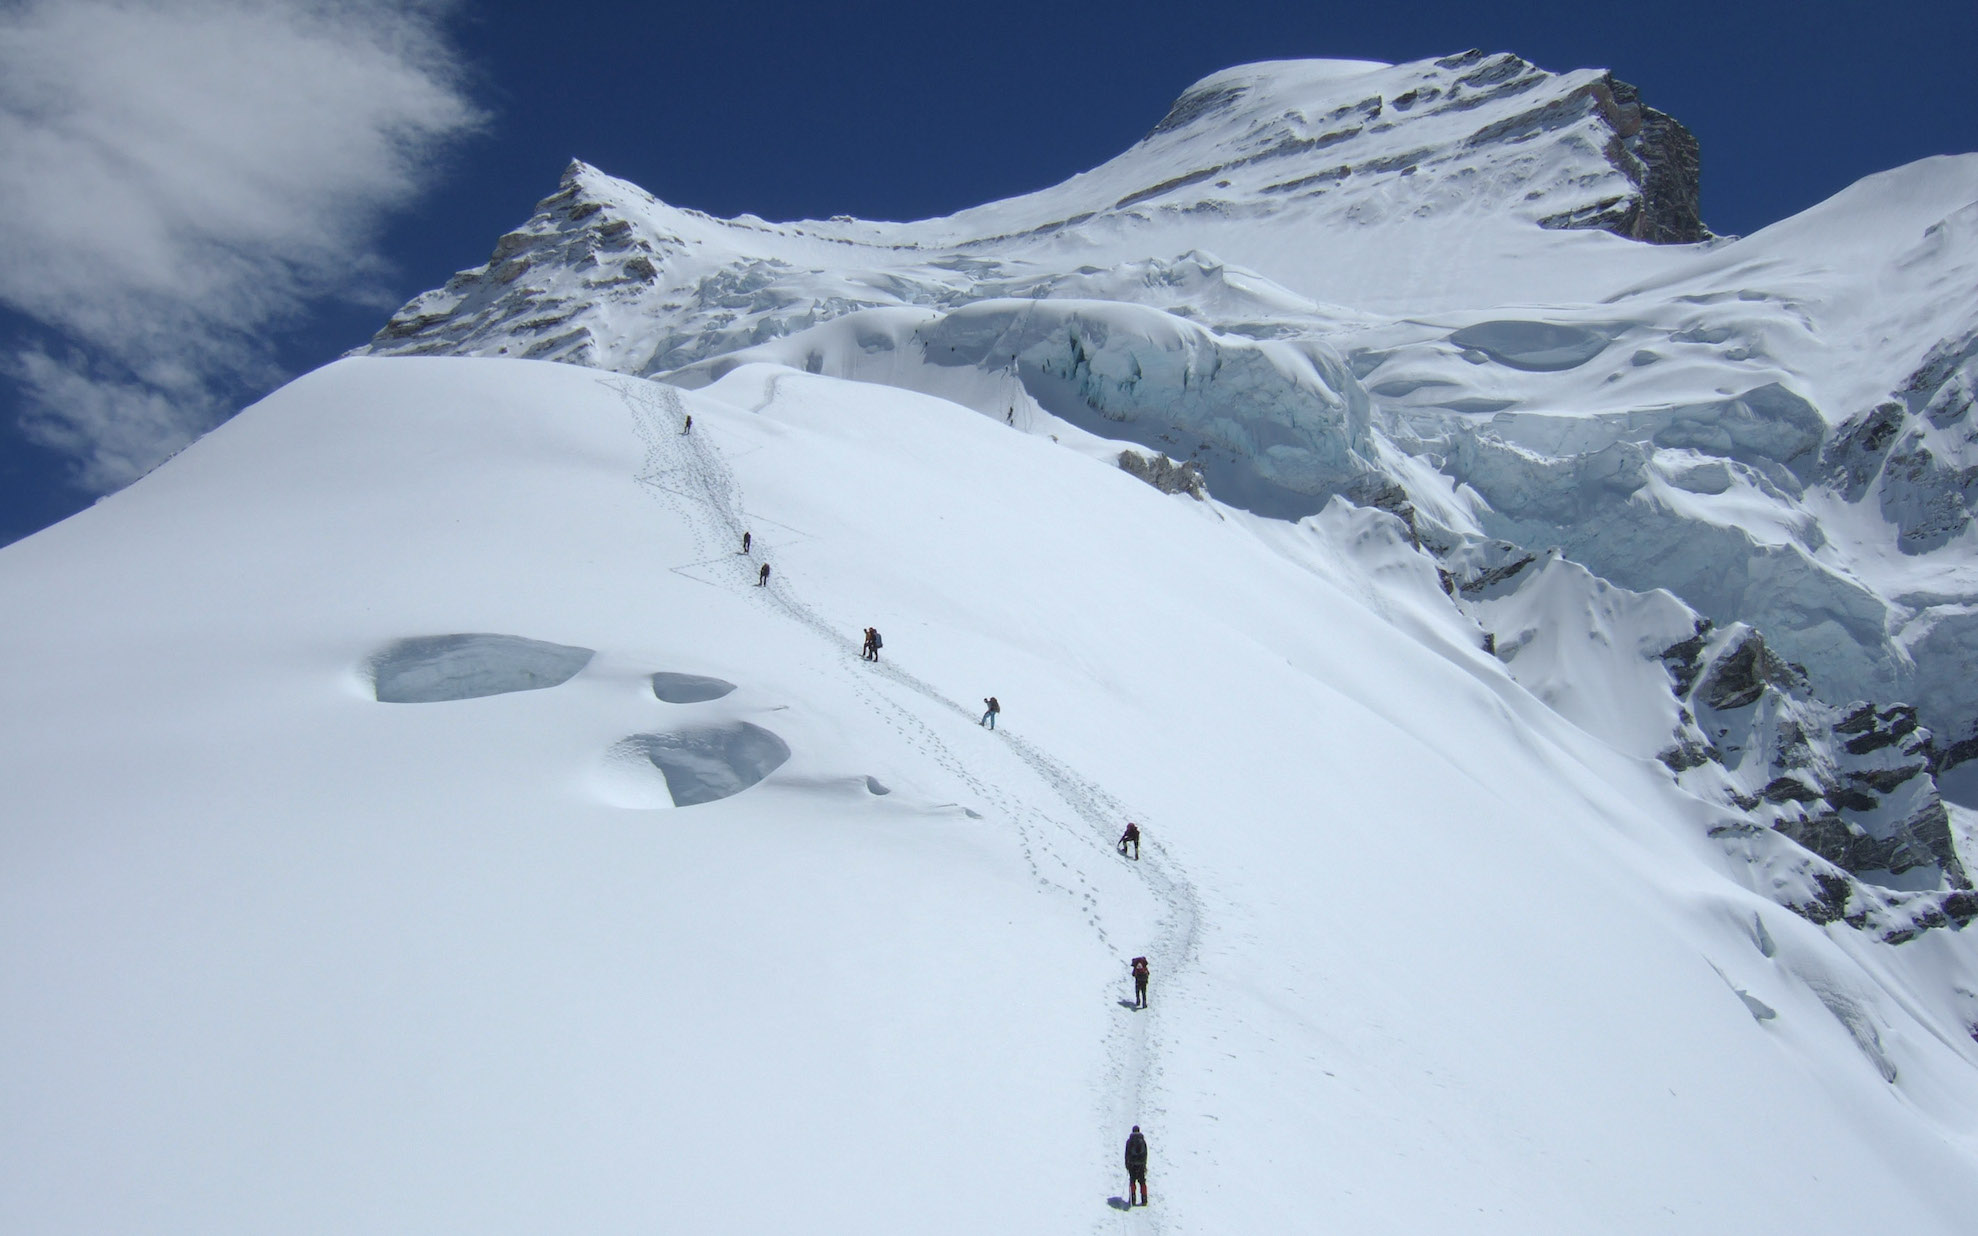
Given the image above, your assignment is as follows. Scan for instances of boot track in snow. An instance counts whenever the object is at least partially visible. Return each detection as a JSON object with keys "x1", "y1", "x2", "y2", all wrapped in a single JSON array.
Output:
[{"x1": 615, "y1": 375, "x2": 1203, "y2": 1226}]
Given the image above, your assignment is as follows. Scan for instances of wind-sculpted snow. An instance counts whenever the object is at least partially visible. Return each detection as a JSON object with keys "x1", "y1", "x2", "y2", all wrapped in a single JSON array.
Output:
[
  {"x1": 369, "y1": 633, "x2": 594, "y2": 702},
  {"x1": 649, "y1": 671, "x2": 737, "y2": 703},
  {"x1": 1447, "y1": 320, "x2": 1618, "y2": 371},
  {"x1": 610, "y1": 723, "x2": 790, "y2": 807},
  {"x1": 1470, "y1": 384, "x2": 1827, "y2": 477},
  {"x1": 1452, "y1": 551, "x2": 1696, "y2": 755}
]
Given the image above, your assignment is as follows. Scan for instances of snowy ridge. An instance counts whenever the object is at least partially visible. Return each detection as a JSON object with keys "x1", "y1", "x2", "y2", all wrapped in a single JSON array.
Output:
[
  {"x1": 618, "y1": 376, "x2": 1205, "y2": 1171},
  {"x1": 365, "y1": 51, "x2": 1705, "y2": 373}
]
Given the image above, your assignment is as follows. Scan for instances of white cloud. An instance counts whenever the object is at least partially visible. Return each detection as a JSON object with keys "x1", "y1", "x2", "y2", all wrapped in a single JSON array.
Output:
[{"x1": 0, "y1": 0, "x2": 482, "y2": 490}]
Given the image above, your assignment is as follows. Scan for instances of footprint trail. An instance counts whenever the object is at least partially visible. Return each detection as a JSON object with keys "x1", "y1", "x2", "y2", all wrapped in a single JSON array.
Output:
[{"x1": 615, "y1": 375, "x2": 1203, "y2": 1228}]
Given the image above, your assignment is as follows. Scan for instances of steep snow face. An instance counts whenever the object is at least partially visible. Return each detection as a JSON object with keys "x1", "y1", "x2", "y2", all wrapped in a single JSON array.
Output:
[
  {"x1": 355, "y1": 51, "x2": 1978, "y2": 889},
  {"x1": 9, "y1": 357, "x2": 1978, "y2": 1232}
]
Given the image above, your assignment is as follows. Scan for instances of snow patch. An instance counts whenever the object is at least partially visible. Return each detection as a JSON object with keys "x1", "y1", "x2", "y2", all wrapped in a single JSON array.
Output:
[
  {"x1": 1808, "y1": 980, "x2": 1901, "y2": 1083},
  {"x1": 368, "y1": 634, "x2": 594, "y2": 703},
  {"x1": 649, "y1": 671, "x2": 738, "y2": 703},
  {"x1": 604, "y1": 723, "x2": 791, "y2": 807},
  {"x1": 1447, "y1": 320, "x2": 1615, "y2": 371},
  {"x1": 1736, "y1": 989, "x2": 1779, "y2": 1022}
]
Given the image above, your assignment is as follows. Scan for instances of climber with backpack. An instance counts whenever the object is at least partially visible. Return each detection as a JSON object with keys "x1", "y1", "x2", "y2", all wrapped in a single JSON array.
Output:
[
  {"x1": 1117, "y1": 821, "x2": 1140, "y2": 860},
  {"x1": 757, "y1": 562, "x2": 771, "y2": 586},
  {"x1": 862, "y1": 627, "x2": 883, "y2": 662},
  {"x1": 1131, "y1": 956, "x2": 1149, "y2": 1009},
  {"x1": 1124, "y1": 1126, "x2": 1149, "y2": 1206},
  {"x1": 980, "y1": 696, "x2": 1000, "y2": 729}
]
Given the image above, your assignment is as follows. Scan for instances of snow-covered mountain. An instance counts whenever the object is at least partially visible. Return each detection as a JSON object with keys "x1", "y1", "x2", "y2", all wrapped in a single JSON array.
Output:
[
  {"x1": 362, "y1": 50, "x2": 1978, "y2": 924},
  {"x1": 9, "y1": 49, "x2": 1978, "y2": 1233}
]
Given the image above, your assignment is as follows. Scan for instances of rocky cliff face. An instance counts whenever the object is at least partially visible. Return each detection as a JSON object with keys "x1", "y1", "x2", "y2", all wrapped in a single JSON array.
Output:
[
  {"x1": 1538, "y1": 73, "x2": 1708, "y2": 244},
  {"x1": 1444, "y1": 542, "x2": 1975, "y2": 942},
  {"x1": 1118, "y1": 450, "x2": 1207, "y2": 499},
  {"x1": 1672, "y1": 625, "x2": 1967, "y2": 888},
  {"x1": 1827, "y1": 329, "x2": 1978, "y2": 556}
]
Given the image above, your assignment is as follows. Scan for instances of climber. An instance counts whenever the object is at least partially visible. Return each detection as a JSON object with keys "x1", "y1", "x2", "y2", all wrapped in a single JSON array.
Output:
[
  {"x1": 1131, "y1": 956, "x2": 1149, "y2": 1009},
  {"x1": 757, "y1": 562, "x2": 771, "y2": 587},
  {"x1": 1124, "y1": 1126, "x2": 1149, "y2": 1206},
  {"x1": 682, "y1": 414, "x2": 692, "y2": 434},
  {"x1": 980, "y1": 696, "x2": 1000, "y2": 729},
  {"x1": 862, "y1": 627, "x2": 883, "y2": 662},
  {"x1": 1117, "y1": 821, "x2": 1140, "y2": 860},
  {"x1": 741, "y1": 530, "x2": 751, "y2": 554}
]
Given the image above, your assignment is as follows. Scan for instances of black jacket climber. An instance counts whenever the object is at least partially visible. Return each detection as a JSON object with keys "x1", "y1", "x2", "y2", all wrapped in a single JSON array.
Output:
[{"x1": 1124, "y1": 1125, "x2": 1149, "y2": 1205}]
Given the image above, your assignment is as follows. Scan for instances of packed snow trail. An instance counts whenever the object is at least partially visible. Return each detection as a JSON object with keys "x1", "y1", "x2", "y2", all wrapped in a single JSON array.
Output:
[{"x1": 616, "y1": 374, "x2": 1202, "y2": 1222}]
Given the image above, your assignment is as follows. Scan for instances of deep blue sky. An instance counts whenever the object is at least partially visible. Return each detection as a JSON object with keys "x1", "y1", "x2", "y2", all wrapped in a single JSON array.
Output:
[{"x1": 4, "y1": 0, "x2": 1975, "y2": 544}]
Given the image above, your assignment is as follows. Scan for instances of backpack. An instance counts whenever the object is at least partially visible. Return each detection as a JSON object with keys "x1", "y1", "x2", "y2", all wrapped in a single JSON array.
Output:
[
  {"x1": 1131, "y1": 957, "x2": 1149, "y2": 978},
  {"x1": 873, "y1": 632, "x2": 882, "y2": 649},
  {"x1": 988, "y1": 697, "x2": 1000, "y2": 712}
]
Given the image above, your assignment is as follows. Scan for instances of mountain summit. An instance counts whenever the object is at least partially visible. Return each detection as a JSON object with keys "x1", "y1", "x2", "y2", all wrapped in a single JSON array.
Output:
[{"x1": 368, "y1": 50, "x2": 1709, "y2": 371}]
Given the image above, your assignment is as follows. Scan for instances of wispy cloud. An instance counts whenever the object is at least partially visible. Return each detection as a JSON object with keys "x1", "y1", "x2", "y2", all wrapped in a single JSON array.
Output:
[{"x1": 0, "y1": 0, "x2": 482, "y2": 491}]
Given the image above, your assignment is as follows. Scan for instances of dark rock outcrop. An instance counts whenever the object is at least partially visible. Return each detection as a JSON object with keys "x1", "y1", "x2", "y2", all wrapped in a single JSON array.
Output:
[
  {"x1": 1823, "y1": 334, "x2": 1978, "y2": 553},
  {"x1": 1822, "y1": 401, "x2": 1907, "y2": 500},
  {"x1": 1344, "y1": 475, "x2": 1421, "y2": 545},
  {"x1": 1537, "y1": 76, "x2": 1707, "y2": 244},
  {"x1": 1879, "y1": 432, "x2": 1978, "y2": 554},
  {"x1": 1695, "y1": 628, "x2": 1802, "y2": 712},
  {"x1": 1118, "y1": 450, "x2": 1206, "y2": 499},
  {"x1": 1656, "y1": 619, "x2": 1713, "y2": 696},
  {"x1": 1662, "y1": 624, "x2": 1972, "y2": 898}
]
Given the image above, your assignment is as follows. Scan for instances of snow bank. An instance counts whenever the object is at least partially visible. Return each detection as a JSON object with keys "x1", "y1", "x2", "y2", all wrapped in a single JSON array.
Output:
[
  {"x1": 609, "y1": 722, "x2": 790, "y2": 806},
  {"x1": 369, "y1": 633, "x2": 595, "y2": 702}
]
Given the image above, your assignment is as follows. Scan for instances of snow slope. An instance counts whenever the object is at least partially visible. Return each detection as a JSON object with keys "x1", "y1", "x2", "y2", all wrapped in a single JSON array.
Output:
[{"x1": 8, "y1": 356, "x2": 1978, "y2": 1232}]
